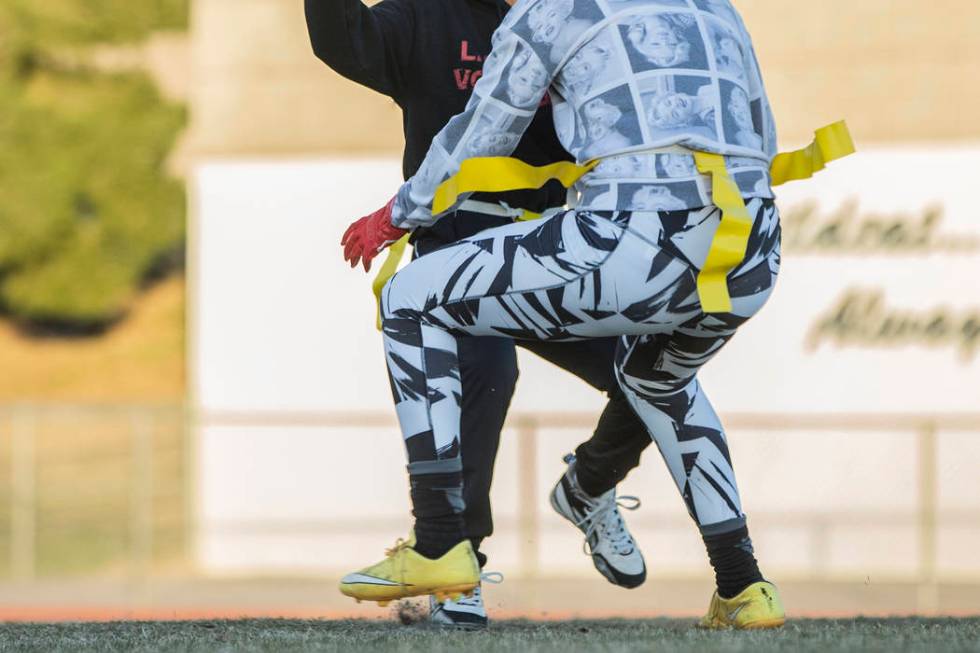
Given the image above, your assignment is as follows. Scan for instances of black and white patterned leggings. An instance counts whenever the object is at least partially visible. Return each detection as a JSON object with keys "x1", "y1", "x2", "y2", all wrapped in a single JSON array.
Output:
[{"x1": 381, "y1": 199, "x2": 781, "y2": 535}]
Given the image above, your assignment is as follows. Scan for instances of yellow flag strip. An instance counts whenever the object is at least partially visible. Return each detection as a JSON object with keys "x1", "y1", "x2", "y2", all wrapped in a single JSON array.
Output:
[
  {"x1": 692, "y1": 152, "x2": 753, "y2": 314},
  {"x1": 431, "y1": 158, "x2": 597, "y2": 216},
  {"x1": 371, "y1": 234, "x2": 410, "y2": 330},
  {"x1": 770, "y1": 120, "x2": 855, "y2": 186},
  {"x1": 371, "y1": 121, "x2": 855, "y2": 324}
]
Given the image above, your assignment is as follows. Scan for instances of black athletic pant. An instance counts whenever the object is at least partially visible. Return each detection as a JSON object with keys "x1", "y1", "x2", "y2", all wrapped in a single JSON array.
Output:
[{"x1": 415, "y1": 233, "x2": 652, "y2": 564}]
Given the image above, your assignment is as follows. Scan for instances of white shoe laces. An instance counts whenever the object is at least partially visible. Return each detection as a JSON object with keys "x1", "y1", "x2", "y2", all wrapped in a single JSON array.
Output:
[
  {"x1": 575, "y1": 491, "x2": 641, "y2": 557},
  {"x1": 448, "y1": 572, "x2": 503, "y2": 608}
]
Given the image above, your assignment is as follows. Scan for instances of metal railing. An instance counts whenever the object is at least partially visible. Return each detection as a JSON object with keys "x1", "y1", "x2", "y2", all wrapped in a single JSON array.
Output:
[
  {"x1": 0, "y1": 404, "x2": 190, "y2": 582},
  {"x1": 200, "y1": 409, "x2": 980, "y2": 614},
  {"x1": 3, "y1": 404, "x2": 980, "y2": 615},
  {"x1": 506, "y1": 411, "x2": 980, "y2": 614}
]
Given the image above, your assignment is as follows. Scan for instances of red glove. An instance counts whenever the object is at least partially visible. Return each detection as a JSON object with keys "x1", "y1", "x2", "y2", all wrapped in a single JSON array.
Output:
[{"x1": 341, "y1": 196, "x2": 408, "y2": 272}]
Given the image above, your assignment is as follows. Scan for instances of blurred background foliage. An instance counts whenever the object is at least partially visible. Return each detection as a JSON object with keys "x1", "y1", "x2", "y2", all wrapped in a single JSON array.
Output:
[{"x1": 0, "y1": 0, "x2": 188, "y2": 332}]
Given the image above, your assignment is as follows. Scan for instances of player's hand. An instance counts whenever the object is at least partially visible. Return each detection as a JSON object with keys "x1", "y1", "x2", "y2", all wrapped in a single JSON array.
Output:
[{"x1": 341, "y1": 196, "x2": 407, "y2": 272}]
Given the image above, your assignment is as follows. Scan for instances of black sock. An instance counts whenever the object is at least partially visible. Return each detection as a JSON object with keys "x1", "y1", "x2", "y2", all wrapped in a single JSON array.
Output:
[
  {"x1": 574, "y1": 461, "x2": 612, "y2": 499},
  {"x1": 471, "y1": 543, "x2": 487, "y2": 570},
  {"x1": 410, "y1": 471, "x2": 466, "y2": 560},
  {"x1": 703, "y1": 526, "x2": 765, "y2": 599}
]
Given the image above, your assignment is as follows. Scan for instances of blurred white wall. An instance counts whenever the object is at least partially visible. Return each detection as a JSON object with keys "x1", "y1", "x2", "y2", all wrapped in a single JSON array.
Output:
[
  {"x1": 190, "y1": 148, "x2": 980, "y2": 579},
  {"x1": 185, "y1": 0, "x2": 980, "y2": 158}
]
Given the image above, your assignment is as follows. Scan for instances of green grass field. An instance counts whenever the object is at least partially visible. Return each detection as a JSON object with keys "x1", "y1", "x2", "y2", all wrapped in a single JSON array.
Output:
[{"x1": 1, "y1": 618, "x2": 978, "y2": 653}]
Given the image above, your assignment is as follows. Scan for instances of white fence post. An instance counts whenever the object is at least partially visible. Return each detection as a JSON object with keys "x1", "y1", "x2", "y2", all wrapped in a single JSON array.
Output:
[
  {"x1": 130, "y1": 410, "x2": 155, "y2": 582},
  {"x1": 11, "y1": 407, "x2": 37, "y2": 582},
  {"x1": 183, "y1": 404, "x2": 198, "y2": 573},
  {"x1": 916, "y1": 421, "x2": 939, "y2": 615},
  {"x1": 517, "y1": 416, "x2": 540, "y2": 580}
]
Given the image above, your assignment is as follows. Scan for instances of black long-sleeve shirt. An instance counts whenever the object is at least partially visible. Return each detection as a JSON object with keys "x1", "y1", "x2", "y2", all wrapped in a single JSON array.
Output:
[{"x1": 305, "y1": 0, "x2": 573, "y2": 245}]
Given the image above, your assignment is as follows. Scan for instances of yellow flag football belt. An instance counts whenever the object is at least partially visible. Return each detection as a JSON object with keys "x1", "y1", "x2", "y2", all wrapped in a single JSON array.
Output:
[{"x1": 373, "y1": 120, "x2": 855, "y2": 323}]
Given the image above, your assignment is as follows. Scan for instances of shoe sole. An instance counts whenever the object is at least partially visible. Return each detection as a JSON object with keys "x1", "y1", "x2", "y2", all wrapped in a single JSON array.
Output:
[
  {"x1": 699, "y1": 617, "x2": 786, "y2": 630},
  {"x1": 430, "y1": 597, "x2": 489, "y2": 630},
  {"x1": 740, "y1": 618, "x2": 786, "y2": 630},
  {"x1": 431, "y1": 584, "x2": 481, "y2": 604},
  {"x1": 430, "y1": 615, "x2": 488, "y2": 631},
  {"x1": 342, "y1": 582, "x2": 478, "y2": 606}
]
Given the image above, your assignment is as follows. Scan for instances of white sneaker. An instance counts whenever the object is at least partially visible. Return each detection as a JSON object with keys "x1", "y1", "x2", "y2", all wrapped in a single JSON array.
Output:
[
  {"x1": 429, "y1": 573, "x2": 502, "y2": 630},
  {"x1": 550, "y1": 454, "x2": 646, "y2": 588}
]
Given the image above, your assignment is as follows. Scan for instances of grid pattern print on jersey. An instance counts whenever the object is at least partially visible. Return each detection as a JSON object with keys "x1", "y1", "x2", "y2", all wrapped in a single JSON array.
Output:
[{"x1": 393, "y1": 0, "x2": 779, "y2": 229}]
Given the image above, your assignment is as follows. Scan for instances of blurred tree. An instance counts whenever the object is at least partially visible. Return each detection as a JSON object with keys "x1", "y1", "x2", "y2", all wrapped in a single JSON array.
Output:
[{"x1": 0, "y1": 0, "x2": 188, "y2": 331}]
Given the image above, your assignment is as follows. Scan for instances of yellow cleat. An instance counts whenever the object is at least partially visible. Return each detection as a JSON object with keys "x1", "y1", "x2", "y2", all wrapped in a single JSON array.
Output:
[
  {"x1": 699, "y1": 581, "x2": 786, "y2": 630},
  {"x1": 339, "y1": 535, "x2": 480, "y2": 605}
]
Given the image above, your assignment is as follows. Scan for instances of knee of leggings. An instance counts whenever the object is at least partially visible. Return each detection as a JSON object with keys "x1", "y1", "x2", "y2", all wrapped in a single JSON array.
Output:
[
  {"x1": 494, "y1": 343, "x2": 520, "y2": 392},
  {"x1": 605, "y1": 382, "x2": 626, "y2": 401},
  {"x1": 483, "y1": 367, "x2": 519, "y2": 401},
  {"x1": 460, "y1": 339, "x2": 519, "y2": 397},
  {"x1": 617, "y1": 370, "x2": 694, "y2": 400},
  {"x1": 497, "y1": 354, "x2": 520, "y2": 395}
]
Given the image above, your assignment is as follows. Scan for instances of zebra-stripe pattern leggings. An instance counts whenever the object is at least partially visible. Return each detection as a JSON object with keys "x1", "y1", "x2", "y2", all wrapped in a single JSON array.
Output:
[{"x1": 381, "y1": 199, "x2": 781, "y2": 535}]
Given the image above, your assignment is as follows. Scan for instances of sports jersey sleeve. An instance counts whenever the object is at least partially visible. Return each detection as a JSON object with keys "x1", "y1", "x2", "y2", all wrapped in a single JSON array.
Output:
[
  {"x1": 391, "y1": 7, "x2": 557, "y2": 230},
  {"x1": 305, "y1": 0, "x2": 415, "y2": 100},
  {"x1": 731, "y1": 10, "x2": 778, "y2": 159}
]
